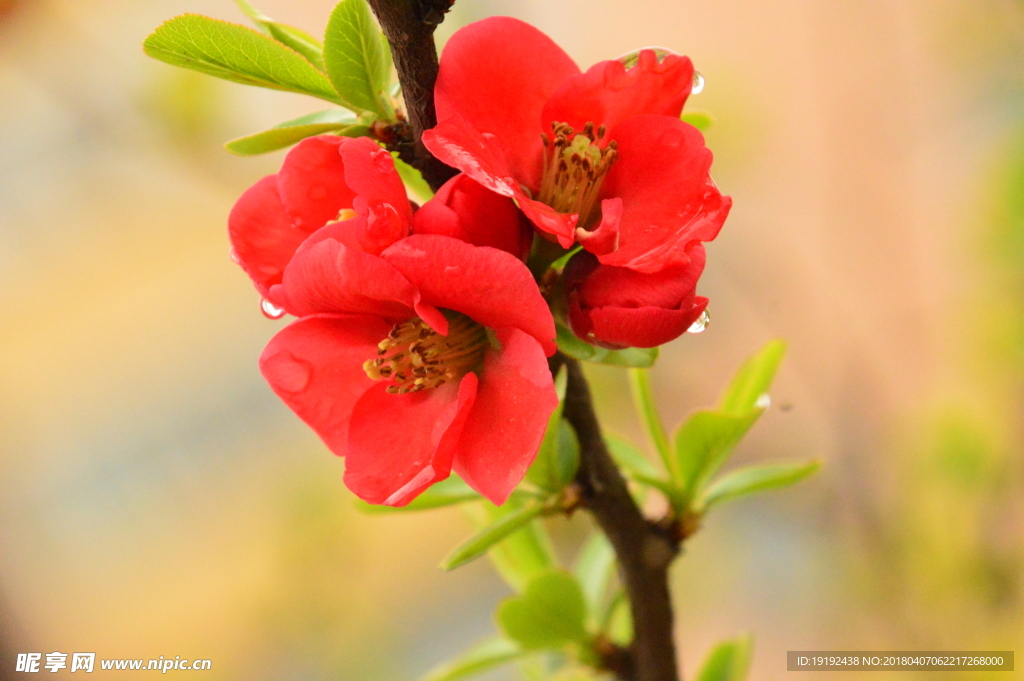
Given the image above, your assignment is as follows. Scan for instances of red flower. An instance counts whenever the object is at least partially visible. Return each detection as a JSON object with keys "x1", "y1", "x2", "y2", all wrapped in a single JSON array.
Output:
[
  {"x1": 228, "y1": 134, "x2": 531, "y2": 312},
  {"x1": 562, "y1": 246, "x2": 708, "y2": 349},
  {"x1": 230, "y1": 136, "x2": 557, "y2": 506},
  {"x1": 422, "y1": 16, "x2": 731, "y2": 273}
]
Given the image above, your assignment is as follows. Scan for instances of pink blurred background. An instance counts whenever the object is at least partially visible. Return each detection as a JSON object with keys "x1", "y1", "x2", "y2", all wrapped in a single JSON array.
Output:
[{"x1": 1, "y1": 1, "x2": 1022, "y2": 679}]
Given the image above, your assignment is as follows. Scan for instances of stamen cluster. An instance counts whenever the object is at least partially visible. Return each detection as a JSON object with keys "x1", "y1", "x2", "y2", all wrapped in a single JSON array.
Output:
[
  {"x1": 363, "y1": 314, "x2": 488, "y2": 394},
  {"x1": 537, "y1": 121, "x2": 618, "y2": 229}
]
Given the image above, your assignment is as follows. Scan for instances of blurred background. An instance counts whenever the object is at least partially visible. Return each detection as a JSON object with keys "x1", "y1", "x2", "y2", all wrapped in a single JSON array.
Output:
[{"x1": 1, "y1": 0, "x2": 1022, "y2": 679}]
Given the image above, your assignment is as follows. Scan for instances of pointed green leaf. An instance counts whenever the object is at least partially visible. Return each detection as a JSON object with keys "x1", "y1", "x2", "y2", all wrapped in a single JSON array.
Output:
[
  {"x1": 355, "y1": 474, "x2": 481, "y2": 513},
  {"x1": 573, "y1": 532, "x2": 615, "y2": 628},
  {"x1": 698, "y1": 461, "x2": 821, "y2": 511},
  {"x1": 681, "y1": 111, "x2": 713, "y2": 131},
  {"x1": 673, "y1": 409, "x2": 762, "y2": 502},
  {"x1": 527, "y1": 369, "x2": 579, "y2": 492},
  {"x1": 603, "y1": 592, "x2": 632, "y2": 645},
  {"x1": 720, "y1": 340, "x2": 786, "y2": 416},
  {"x1": 605, "y1": 433, "x2": 660, "y2": 480},
  {"x1": 498, "y1": 570, "x2": 588, "y2": 649},
  {"x1": 323, "y1": 0, "x2": 395, "y2": 119},
  {"x1": 461, "y1": 498, "x2": 557, "y2": 591},
  {"x1": 442, "y1": 500, "x2": 547, "y2": 571},
  {"x1": 695, "y1": 634, "x2": 754, "y2": 681},
  {"x1": 556, "y1": 323, "x2": 659, "y2": 367},
  {"x1": 419, "y1": 637, "x2": 527, "y2": 681},
  {"x1": 224, "y1": 108, "x2": 366, "y2": 155},
  {"x1": 143, "y1": 15, "x2": 341, "y2": 103},
  {"x1": 628, "y1": 368, "x2": 672, "y2": 467},
  {"x1": 391, "y1": 153, "x2": 435, "y2": 203},
  {"x1": 233, "y1": 0, "x2": 325, "y2": 70}
]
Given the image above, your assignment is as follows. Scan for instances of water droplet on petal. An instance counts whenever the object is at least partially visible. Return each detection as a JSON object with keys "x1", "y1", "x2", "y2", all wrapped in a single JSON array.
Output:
[
  {"x1": 755, "y1": 393, "x2": 772, "y2": 409},
  {"x1": 229, "y1": 248, "x2": 241, "y2": 264},
  {"x1": 260, "y1": 298, "x2": 286, "y2": 320},
  {"x1": 691, "y1": 71, "x2": 705, "y2": 95},
  {"x1": 687, "y1": 310, "x2": 710, "y2": 334}
]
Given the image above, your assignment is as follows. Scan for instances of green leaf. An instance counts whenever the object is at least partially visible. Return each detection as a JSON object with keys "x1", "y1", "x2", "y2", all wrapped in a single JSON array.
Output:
[
  {"x1": 143, "y1": 14, "x2": 341, "y2": 103},
  {"x1": 719, "y1": 340, "x2": 786, "y2": 416},
  {"x1": 498, "y1": 570, "x2": 588, "y2": 649},
  {"x1": 419, "y1": 637, "x2": 528, "y2": 681},
  {"x1": 442, "y1": 500, "x2": 548, "y2": 571},
  {"x1": 603, "y1": 592, "x2": 632, "y2": 645},
  {"x1": 555, "y1": 323, "x2": 659, "y2": 367},
  {"x1": 605, "y1": 433, "x2": 660, "y2": 480},
  {"x1": 462, "y1": 498, "x2": 557, "y2": 591},
  {"x1": 681, "y1": 111, "x2": 714, "y2": 131},
  {"x1": 628, "y1": 368, "x2": 673, "y2": 468},
  {"x1": 391, "y1": 153, "x2": 435, "y2": 203},
  {"x1": 573, "y1": 533, "x2": 615, "y2": 628},
  {"x1": 695, "y1": 634, "x2": 754, "y2": 681},
  {"x1": 224, "y1": 108, "x2": 367, "y2": 155},
  {"x1": 527, "y1": 369, "x2": 580, "y2": 492},
  {"x1": 233, "y1": 0, "x2": 325, "y2": 70},
  {"x1": 698, "y1": 461, "x2": 821, "y2": 511},
  {"x1": 673, "y1": 409, "x2": 762, "y2": 503},
  {"x1": 323, "y1": 0, "x2": 396, "y2": 119},
  {"x1": 355, "y1": 474, "x2": 481, "y2": 514}
]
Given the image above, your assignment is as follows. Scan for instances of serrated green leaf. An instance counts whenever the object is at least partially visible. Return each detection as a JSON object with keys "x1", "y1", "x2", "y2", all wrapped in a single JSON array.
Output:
[
  {"x1": 419, "y1": 637, "x2": 527, "y2": 681},
  {"x1": 527, "y1": 369, "x2": 580, "y2": 492},
  {"x1": 695, "y1": 634, "x2": 754, "y2": 681},
  {"x1": 698, "y1": 461, "x2": 820, "y2": 511},
  {"x1": 573, "y1": 532, "x2": 615, "y2": 628},
  {"x1": 442, "y1": 500, "x2": 547, "y2": 571},
  {"x1": 673, "y1": 409, "x2": 762, "y2": 503},
  {"x1": 720, "y1": 340, "x2": 786, "y2": 416},
  {"x1": 628, "y1": 368, "x2": 673, "y2": 469},
  {"x1": 143, "y1": 14, "x2": 341, "y2": 103},
  {"x1": 323, "y1": 0, "x2": 395, "y2": 119},
  {"x1": 498, "y1": 570, "x2": 588, "y2": 649},
  {"x1": 681, "y1": 111, "x2": 714, "y2": 131},
  {"x1": 233, "y1": 0, "x2": 325, "y2": 70},
  {"x1": 555, "y1": 323, "x2": 659, "y2": 367},
  {"x1": 224, "y1": 108, "x2": 366, "y2": 155},
  {"x1": 355, "y1": 474, "x2": 481, "y2": 514},
  {"x1": 391, "y1": 153, "x2": 435, "y2": 203}
]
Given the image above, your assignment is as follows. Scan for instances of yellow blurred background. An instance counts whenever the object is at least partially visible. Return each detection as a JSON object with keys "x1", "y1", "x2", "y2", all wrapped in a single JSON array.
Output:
[{"x1": 1, "y1": 1, "x2": 1022, "y2": 679}]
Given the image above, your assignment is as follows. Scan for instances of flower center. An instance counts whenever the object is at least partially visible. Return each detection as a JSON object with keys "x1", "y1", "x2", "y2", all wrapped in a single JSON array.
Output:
[
  {"x1": 362, "y1": 313, "x2": 488, "y2": 394},
  {"x1": 537, "y1": 121, "x2": 618, "y2": 229}
]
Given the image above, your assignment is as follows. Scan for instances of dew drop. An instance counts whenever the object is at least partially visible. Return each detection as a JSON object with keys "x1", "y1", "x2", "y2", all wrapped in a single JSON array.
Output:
[
  {"x1": 687, "y1": 310, "x2": 710, "y2": 334},
  {"x1": 260, "y1": 298, "x2": 286, "y2": 320},
  {"x1": 691, "y1": 71, "x2": 705, "y2": 95},
  {"x1": 755, "y1": 393, "x2": 772, "y2": 409},
  {"x1": 229, "y1": 248, "x2": 240, "y2": 265}
]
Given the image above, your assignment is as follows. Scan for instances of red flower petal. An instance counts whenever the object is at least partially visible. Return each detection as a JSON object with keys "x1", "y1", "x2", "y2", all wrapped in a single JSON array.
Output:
[
  {"x1": 596, "y1": 115, "x2": 731, "y2": 272},
  {"x1": 278, "y1": 135, "x2": 356, "y2": 232},
  {"x1": 422, "y1": 114, "x2": 520, "y2": 198},
  {"x1": 543, "y1": 50, "x2": 695, "y2": 133},
  {"x1": 381, "y1": 235, "x2": 557, "y2": 355},
  {"x1": 434, "y1": 16, "x2": 579, "y2": 189},
  {"x1": 346, "y1": 373, "x2": 478, "y2": 506},
  {"x1": 228, "y1": 175, "x2": 308, "y2": 299},
  {"x1": 277, "y1": 236, "x2": 420, "y2": 320},
  {"x1": 413, "y1": 174, "x2": 533, "y2": 260},
  {"x1": 453, "y1": 328, "x2": 557, "y2": 504},
  {"x1": 584, "y1": 297, "x2": 708, "y2": 349},
  {"x1": 339, "y1": 137, "x2": 414, "y2": 254},
  {"x1": 576, "y1": 197, "x2": 622, "y2": 255},
  {"x1": 259, "y1": 313, "x2": 388, "y2": 456},
  {"x1": 514, "y1": 189, "x2": 579, "y2": 248}
]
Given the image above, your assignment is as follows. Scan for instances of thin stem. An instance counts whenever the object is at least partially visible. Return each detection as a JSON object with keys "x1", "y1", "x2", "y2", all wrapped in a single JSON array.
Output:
[
  {"x1": 366, "y1": 0, "x2": 457, "y2": 191},
  {"x1": 555, "y1": 354, "x2": 681, "y2": 681}
]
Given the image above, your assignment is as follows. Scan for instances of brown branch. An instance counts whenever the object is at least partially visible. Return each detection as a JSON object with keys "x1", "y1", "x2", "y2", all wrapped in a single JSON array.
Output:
[
  {"x1": 367, "y1": 3, "x2": 682, "y2": 677},
  {"x1": 366, "y1": 0, "x2": 457, "y2": 191},
  {"x1": 554, "y1": 353, "x2": 681, "y2": 681}
]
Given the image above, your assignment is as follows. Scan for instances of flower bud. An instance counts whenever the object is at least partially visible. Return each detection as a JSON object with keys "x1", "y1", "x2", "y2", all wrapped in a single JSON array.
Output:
[{"x1": 563, "y1": 245, "x2": 708, "y2": 349}]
